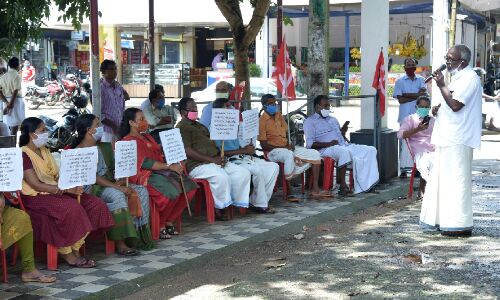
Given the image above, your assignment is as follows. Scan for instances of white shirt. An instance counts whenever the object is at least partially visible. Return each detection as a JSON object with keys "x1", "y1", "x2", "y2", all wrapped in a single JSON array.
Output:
[
  {"x1": 431, "y1": 66, "x2": 482, "y2": 149},
  {"x1": 0, "y1": 69, "x2": 22, "y2": 97}
]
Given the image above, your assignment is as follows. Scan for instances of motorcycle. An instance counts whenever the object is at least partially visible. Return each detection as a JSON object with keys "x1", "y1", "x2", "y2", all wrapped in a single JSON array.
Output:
[
  {"x1": 58, "y1": 74, "x2": 82, "y2": 109},
  {"x1": 39, "y1": 94, "x2": 90, "y2": 152},
  {"x1": 25, "y1": 79, "x2": 63, "y2": 109}
]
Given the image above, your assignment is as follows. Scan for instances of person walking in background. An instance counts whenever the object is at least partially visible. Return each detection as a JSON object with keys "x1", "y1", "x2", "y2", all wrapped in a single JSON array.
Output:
[
  {"x1": 100, "y1": 59, "x2": 130, "y2": 143},
  {"x1": 21, "y1": 60, "x2": 36, "y2": 96},
  {"x1": 393, "y1": 58, "x2": 426, "y2": 178},
  {"x1": 420, "y1": 45, "x2": 482, "y2": 237},
  {"x1": 0, "y1": 57, "x2": 25, "y2": 137}
]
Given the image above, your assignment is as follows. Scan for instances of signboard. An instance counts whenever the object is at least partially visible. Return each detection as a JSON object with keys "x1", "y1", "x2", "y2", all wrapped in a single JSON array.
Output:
[
  {"x1": 114, "y1": 141, "x2": 138, "y2": 179},
  {"x1": 58, "y1": 147, "x2": 98, "y2": 190},
  {"x1": 78, "y1": 44, "x2": 90, "y2": 52},
  {"x1": 210, "y1": 108, "x2": 240, "y2": 140},
  {"x1": 0, "y1": 148, "x2": 23, "y2": 191},
  {"x1": 160, "y1": 128, "x2": 187, "y2": 164},
  {"x1": 241, "y1": 108, "x2": 259, "y2": 140},
  {"x1": 71, "y1": 31, "x2": 84, "y2": 41}
]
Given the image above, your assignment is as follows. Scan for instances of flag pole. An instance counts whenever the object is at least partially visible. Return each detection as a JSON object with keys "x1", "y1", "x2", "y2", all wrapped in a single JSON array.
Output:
[{"x1": 283, "y1": 37, "x2": 291, "y2": 145}]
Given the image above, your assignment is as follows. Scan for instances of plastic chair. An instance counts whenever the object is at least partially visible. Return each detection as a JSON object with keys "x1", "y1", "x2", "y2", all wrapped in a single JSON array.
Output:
[
  {"x1": 405, "y1": 139, "x2": 417, "y2": 200},
  {"x1": 150, "y1": 199, "x2": 183, "y2": 240},
  {"x1": 263, "y1": 151, "x2": 305, "y2": 200}
]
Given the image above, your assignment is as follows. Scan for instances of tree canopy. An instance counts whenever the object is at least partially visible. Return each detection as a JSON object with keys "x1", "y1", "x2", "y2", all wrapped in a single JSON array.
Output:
[{"x1": 0, "y1": 0, "x2": 89, "y2": 57}]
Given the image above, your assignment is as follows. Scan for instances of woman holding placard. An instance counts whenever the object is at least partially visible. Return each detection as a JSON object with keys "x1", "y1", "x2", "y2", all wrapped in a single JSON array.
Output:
[
  {"x1": 0, "y1": 194, "x2": 56, "y2": 283},
  {"x1": 119, "y1": 108, "x2": 197, "y2": 239},
  {"x1": 19, "y1": 117, "x2": 114, "y2": 268},
  {"x1": 72, "y1": 114, "x2": 154, "y2": 253}
]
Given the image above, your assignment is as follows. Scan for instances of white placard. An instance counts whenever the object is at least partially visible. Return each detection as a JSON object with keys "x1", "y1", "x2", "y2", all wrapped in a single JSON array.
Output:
[
  {"x1": 0, "y1": 148, "x2": 23, "y2": 191},
  {"x1": 241, "y1": 108, "x2": 259, "y2": 140},
  {"x1": 114, "y1": 141, "x2": 138, "y2": 179},
  {"x1": 58, "y1": 147, "x2": 98, "y2": 190},
  {"x1": 210, "y1": 108, "x2": 240, "y2": 140},
  {"x1": 160, "y1": 128, "x2": 187, "y2": 164}
]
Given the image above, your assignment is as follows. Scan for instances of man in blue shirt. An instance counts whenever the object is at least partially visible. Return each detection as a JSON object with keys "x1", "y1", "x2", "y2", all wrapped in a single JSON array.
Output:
[
  {"x1": 392, "y1": 58, "x2": 426, "y2": 177},
  {"x1": 199, "y1": 81, "x2": 232, "y2": 129}
]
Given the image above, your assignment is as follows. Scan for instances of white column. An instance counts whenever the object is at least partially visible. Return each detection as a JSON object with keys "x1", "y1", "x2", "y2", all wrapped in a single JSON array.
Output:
[
  {"x1": 360, "y1": 0, "x2": 389, "y2": 129},
  {"x1": 430, "y1": 0, "x2": 449, "y2": 106},
  {"x1": 255, "y1": 16, "x2": 270, "y2": 78}
]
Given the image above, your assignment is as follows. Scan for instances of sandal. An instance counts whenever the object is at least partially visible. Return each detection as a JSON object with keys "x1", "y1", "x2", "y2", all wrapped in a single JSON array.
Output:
[
  {"x1": 286, "y1": 195, "x2": 301, "y2": 203},
  {"x1": 159, "y1": 228, "x2": 172, "y2": 239},
  {"x1": 310, "y1": 191, "x2": 332, "y2": 199},
  {"x1": 338, "y1": 186, "x2": 353, "y2": 197},
  {"x1": 22, "y1": 274, "x2": 57, "y2": 283},
  {"x1": 250, "y1": 206, "x2": 276, "y2": 214},
  {"x1": 117, "y1": 248, "x2": 139, "y2": 256},
  {"x1": 165, "y1": 225, "x2": 179, "y2": 236},
  {"x1": 67, "y1": 257, "x2": 96, "y2": 268}
]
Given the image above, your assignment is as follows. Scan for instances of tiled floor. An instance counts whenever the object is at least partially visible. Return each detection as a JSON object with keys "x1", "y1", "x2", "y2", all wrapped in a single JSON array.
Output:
[{"x1": 0, "y1": 181, "x2": 403, "y2": 300}]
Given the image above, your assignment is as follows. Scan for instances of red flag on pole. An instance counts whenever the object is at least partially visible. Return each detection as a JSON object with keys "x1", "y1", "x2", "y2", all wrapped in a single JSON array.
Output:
[
  {"x1": 272, "y1": 36, "x2": 296, "y2": 100},
  {"x1": 371, "y1": 50, "x2": 386, "y2": 117}
]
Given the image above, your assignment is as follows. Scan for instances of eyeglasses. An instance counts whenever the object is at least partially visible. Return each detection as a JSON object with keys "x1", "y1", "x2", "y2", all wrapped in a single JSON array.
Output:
[{"x1": 444, "y1": 56, "x2": 462, "y2": 62}]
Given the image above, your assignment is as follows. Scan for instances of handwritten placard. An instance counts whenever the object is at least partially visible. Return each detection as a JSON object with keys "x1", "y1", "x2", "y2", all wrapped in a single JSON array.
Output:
[
  {"x1": 160, "y1": 128, "x2": 187, "y2": 164},
  {"x1": 0, "y1": 148, "x2": 23, "y2": 191},
  {"x1": 58, "y1": 147, "x2": 98, "y2": 190},
  {"x1": 114, "y1": 141, "x2": 138, "y2": 179},
  {"x1": 210, "y1": 108, "x2": 239, "y2": 140},
  {"x1": 241, "y1": 108, "x2": 259, "y2": 140}
]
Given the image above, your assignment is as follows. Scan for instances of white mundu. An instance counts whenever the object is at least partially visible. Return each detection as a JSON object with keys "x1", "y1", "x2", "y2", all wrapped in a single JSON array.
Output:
[{"x1": 421, "y1": 66, "x2": 482, "y2": 232}]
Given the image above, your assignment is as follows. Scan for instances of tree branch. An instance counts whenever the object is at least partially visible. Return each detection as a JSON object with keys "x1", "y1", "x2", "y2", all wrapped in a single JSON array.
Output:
[
  {"x1": 214, "y1": 0, "x2": 245, "y2": 31},
  {"x1": 243, "y1": 0, "x2": 271, "y2": 47}
]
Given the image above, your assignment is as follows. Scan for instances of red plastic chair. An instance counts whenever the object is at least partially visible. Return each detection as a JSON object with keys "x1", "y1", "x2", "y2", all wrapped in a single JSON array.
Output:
[
  {"x1": 263, "y1": 151, "x2": 305, "y2": 200},
  {"x1": 405, "y1": 139, "x2": 417, "y2": 200},
  {"x1": 150, "y1": 199, "x2": 183, "y2": 241}
]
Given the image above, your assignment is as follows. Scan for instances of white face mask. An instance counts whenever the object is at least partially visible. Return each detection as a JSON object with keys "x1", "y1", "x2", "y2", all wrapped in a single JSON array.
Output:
[
  {"x1": 215, "y1": 92, "x2": 229, "y2": 99},
  {"x1": 320, "y1": 109, "x2": 330, "y2": 118},
  {"x1": 92, "y1": 126, "x2": 104, "y2": 141},
  {"x1": 33, "y1": 132, "x2": 49, "y2": 148}
]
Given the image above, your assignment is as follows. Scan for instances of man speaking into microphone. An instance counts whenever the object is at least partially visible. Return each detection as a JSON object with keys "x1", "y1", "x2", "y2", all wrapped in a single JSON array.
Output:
[{"x1": 420, "y1": 44, "x2": 482, "y2": 237}]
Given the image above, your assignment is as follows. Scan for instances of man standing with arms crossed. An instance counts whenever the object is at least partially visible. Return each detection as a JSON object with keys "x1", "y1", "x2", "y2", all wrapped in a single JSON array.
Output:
[{"x1": 420, "y1": 45, "x2": 482, "y2": 237}]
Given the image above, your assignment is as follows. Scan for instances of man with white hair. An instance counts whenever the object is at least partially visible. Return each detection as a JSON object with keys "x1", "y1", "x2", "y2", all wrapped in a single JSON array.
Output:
[{"x1": 420, "y1": 44, "x2": 482, "y2": 237}]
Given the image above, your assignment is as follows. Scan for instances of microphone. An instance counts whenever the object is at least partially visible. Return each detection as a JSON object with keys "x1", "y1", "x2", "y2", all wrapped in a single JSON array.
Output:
[{"x1": 424, "y1": 64, "x2": 447, "y2": 83}]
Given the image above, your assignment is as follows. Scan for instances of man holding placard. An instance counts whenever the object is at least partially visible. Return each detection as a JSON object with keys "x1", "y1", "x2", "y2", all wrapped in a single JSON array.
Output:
[
  {"x1": 212, "y1": 102, "x2": 279, "y2": 213},
  {"x1": 177, "y1": 97, "x2": 251, "y2": 221},
  {"x1": 258, "y1": 94, "x2": 329, "y2": 200}
]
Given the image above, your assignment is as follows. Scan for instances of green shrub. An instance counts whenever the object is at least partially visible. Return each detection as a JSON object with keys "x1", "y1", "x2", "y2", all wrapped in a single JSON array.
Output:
[{"x1": 249, "y1": 63, "x2": 262, "y2": 77}]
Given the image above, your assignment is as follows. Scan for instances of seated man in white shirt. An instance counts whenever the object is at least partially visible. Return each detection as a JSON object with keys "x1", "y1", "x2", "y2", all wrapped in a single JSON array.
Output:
[
  {"x1": 304, "y1": 95, "x2": 379, "y2": 196},
  {"x1": 140, "y1": 84, "x2": 165, "y2": 111},
  {"x1": 143, "y1": 89, "x2": 177, "y2": 144}
]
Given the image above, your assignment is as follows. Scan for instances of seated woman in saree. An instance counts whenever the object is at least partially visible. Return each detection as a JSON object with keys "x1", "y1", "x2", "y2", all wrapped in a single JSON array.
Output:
[
  {"x1": 19, "y1": 117, "x2": 115, "y2": 268},
  {"x1": 0, "y1": 193, "x2": 56, "y2": 283},
  {"x1": 72, "y1": 114, "x2": 154, "y2": 253},
  {"x1": 119, "y1": 108, "x2": 197, "y2": 239}
]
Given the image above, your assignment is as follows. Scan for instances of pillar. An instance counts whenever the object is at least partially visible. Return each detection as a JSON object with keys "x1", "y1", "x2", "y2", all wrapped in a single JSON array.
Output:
[
  {"x1": 431, "y1": 0, "x2": 449, "y2": 106},
  {"x1": 307, "y1": 0, "x2": 329, "y2": 115},
  {"x1": 255, "y1": 16, "x2": 270, "y2": 78}
]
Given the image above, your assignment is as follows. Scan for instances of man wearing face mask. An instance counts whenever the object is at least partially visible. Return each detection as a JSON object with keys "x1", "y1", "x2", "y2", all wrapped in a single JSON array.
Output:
[
  {"x1": 176, "y1": 97, "x2": 251, "y2": 221},
  {"x1": 304, "y1": 95, "x2": 379, "y2": 196},
  {"x1": 199, "y1": 81, "x2": 233, "y2": 129},
  {"x1": 143, "y1": 89, "x2": 177, "y2": 144},
  {"x1": 258, "y1": 94, "x2": 329, "y2": 200},
  {"x1": 393, "y1": 58, "x2": 427, "y2": 178},
  {"x1": 397, "y1": 95, "x2": 435, "y2": 198},
  {"x1": 420, "y1": 44, "x2": 482, "y2": 237}
]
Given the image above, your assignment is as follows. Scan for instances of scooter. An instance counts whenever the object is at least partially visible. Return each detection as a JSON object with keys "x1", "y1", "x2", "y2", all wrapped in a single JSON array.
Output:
[{"x1": 39, "y1": 94, "x2": 91, "y2": 152}]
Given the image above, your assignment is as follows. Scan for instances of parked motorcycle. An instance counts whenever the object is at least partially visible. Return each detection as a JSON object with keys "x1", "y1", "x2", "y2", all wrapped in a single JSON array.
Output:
[
  {"x1": 24, "y1": 79, "x2": 63, "y2": 109},
  {"x1": 58, "y1": 74, "x2": 82, "y2": 109},
  {"x1": 39, "y1": 95, "x2": 90, "y2": 152}
]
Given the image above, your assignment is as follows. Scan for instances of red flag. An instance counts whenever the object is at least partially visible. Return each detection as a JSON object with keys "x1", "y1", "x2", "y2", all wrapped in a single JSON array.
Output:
[
  {"x1": 272, "y1": 36, "x2": 296, "y2": 100},
  {"x1": 371, "y1": 50, "x2": 386, "y2": 117}
]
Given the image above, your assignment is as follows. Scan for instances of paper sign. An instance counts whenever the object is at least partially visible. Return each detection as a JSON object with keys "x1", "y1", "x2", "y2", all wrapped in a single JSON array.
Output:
[
  {"x1": 0, "y1": 148, "x2": 23, "y2": 191},
  {"x1": 114, "y1": 141, "x2": 138, "y2": 179},
  {"x1": 210, "y1": 108, "x2": 240, "y2": 140},
  {"x1": 160, "y1": 128, "x2": 187, "y2": 164},
  {"x1": 58, "y1": 147, "x2": 98, "y2": 190},
  {"x1": 241, "y1": 108, "x2": 259, "y2": 140}
]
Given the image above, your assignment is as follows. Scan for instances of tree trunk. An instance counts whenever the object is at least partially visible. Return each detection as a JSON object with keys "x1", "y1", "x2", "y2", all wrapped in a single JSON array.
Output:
[
  {"x1": 307, "y1": 0, "x2": 329, "y2": 115},
  {"x1": 234, "y1": 45, "x2": 251, "y2": 108}
]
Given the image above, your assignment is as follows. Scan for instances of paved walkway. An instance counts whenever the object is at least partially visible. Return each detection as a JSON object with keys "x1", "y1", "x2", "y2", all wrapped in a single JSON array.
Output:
[{"x1": 0, "y1": 180, "x2": 406, "y2": 300}]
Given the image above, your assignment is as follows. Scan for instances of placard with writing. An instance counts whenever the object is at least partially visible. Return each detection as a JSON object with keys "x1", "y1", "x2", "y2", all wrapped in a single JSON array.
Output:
[
  {"x1": 241, "y1": 108, "x2": 259, "y2": 140},
  {"x1": 114, "y1": 141, "x2": 138, "y2": 179},
  {"x1": 58, "y1": 147, "x2": 98, "y2": 190},
  {"x1": 160, "y1": 128, "x2": 187, "y2": 164},
  {"x1": 0, "y1": 148, "x2": 23, "y2": 191},
  {"x1": 210, "y1": 108, "x2": 239, "y2": 140}
]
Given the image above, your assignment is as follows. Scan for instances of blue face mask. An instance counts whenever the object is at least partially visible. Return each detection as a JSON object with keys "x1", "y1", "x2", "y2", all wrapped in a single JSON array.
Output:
[
  {"x1": 416, "y1": 107, "x2": 430, "y2": 118},
  {"x1": 156, "y1": 98, "x2": 165, "y2": 109},
  {"x1": 265, "y1": 104, "x2": 277, "y2": 115}
]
